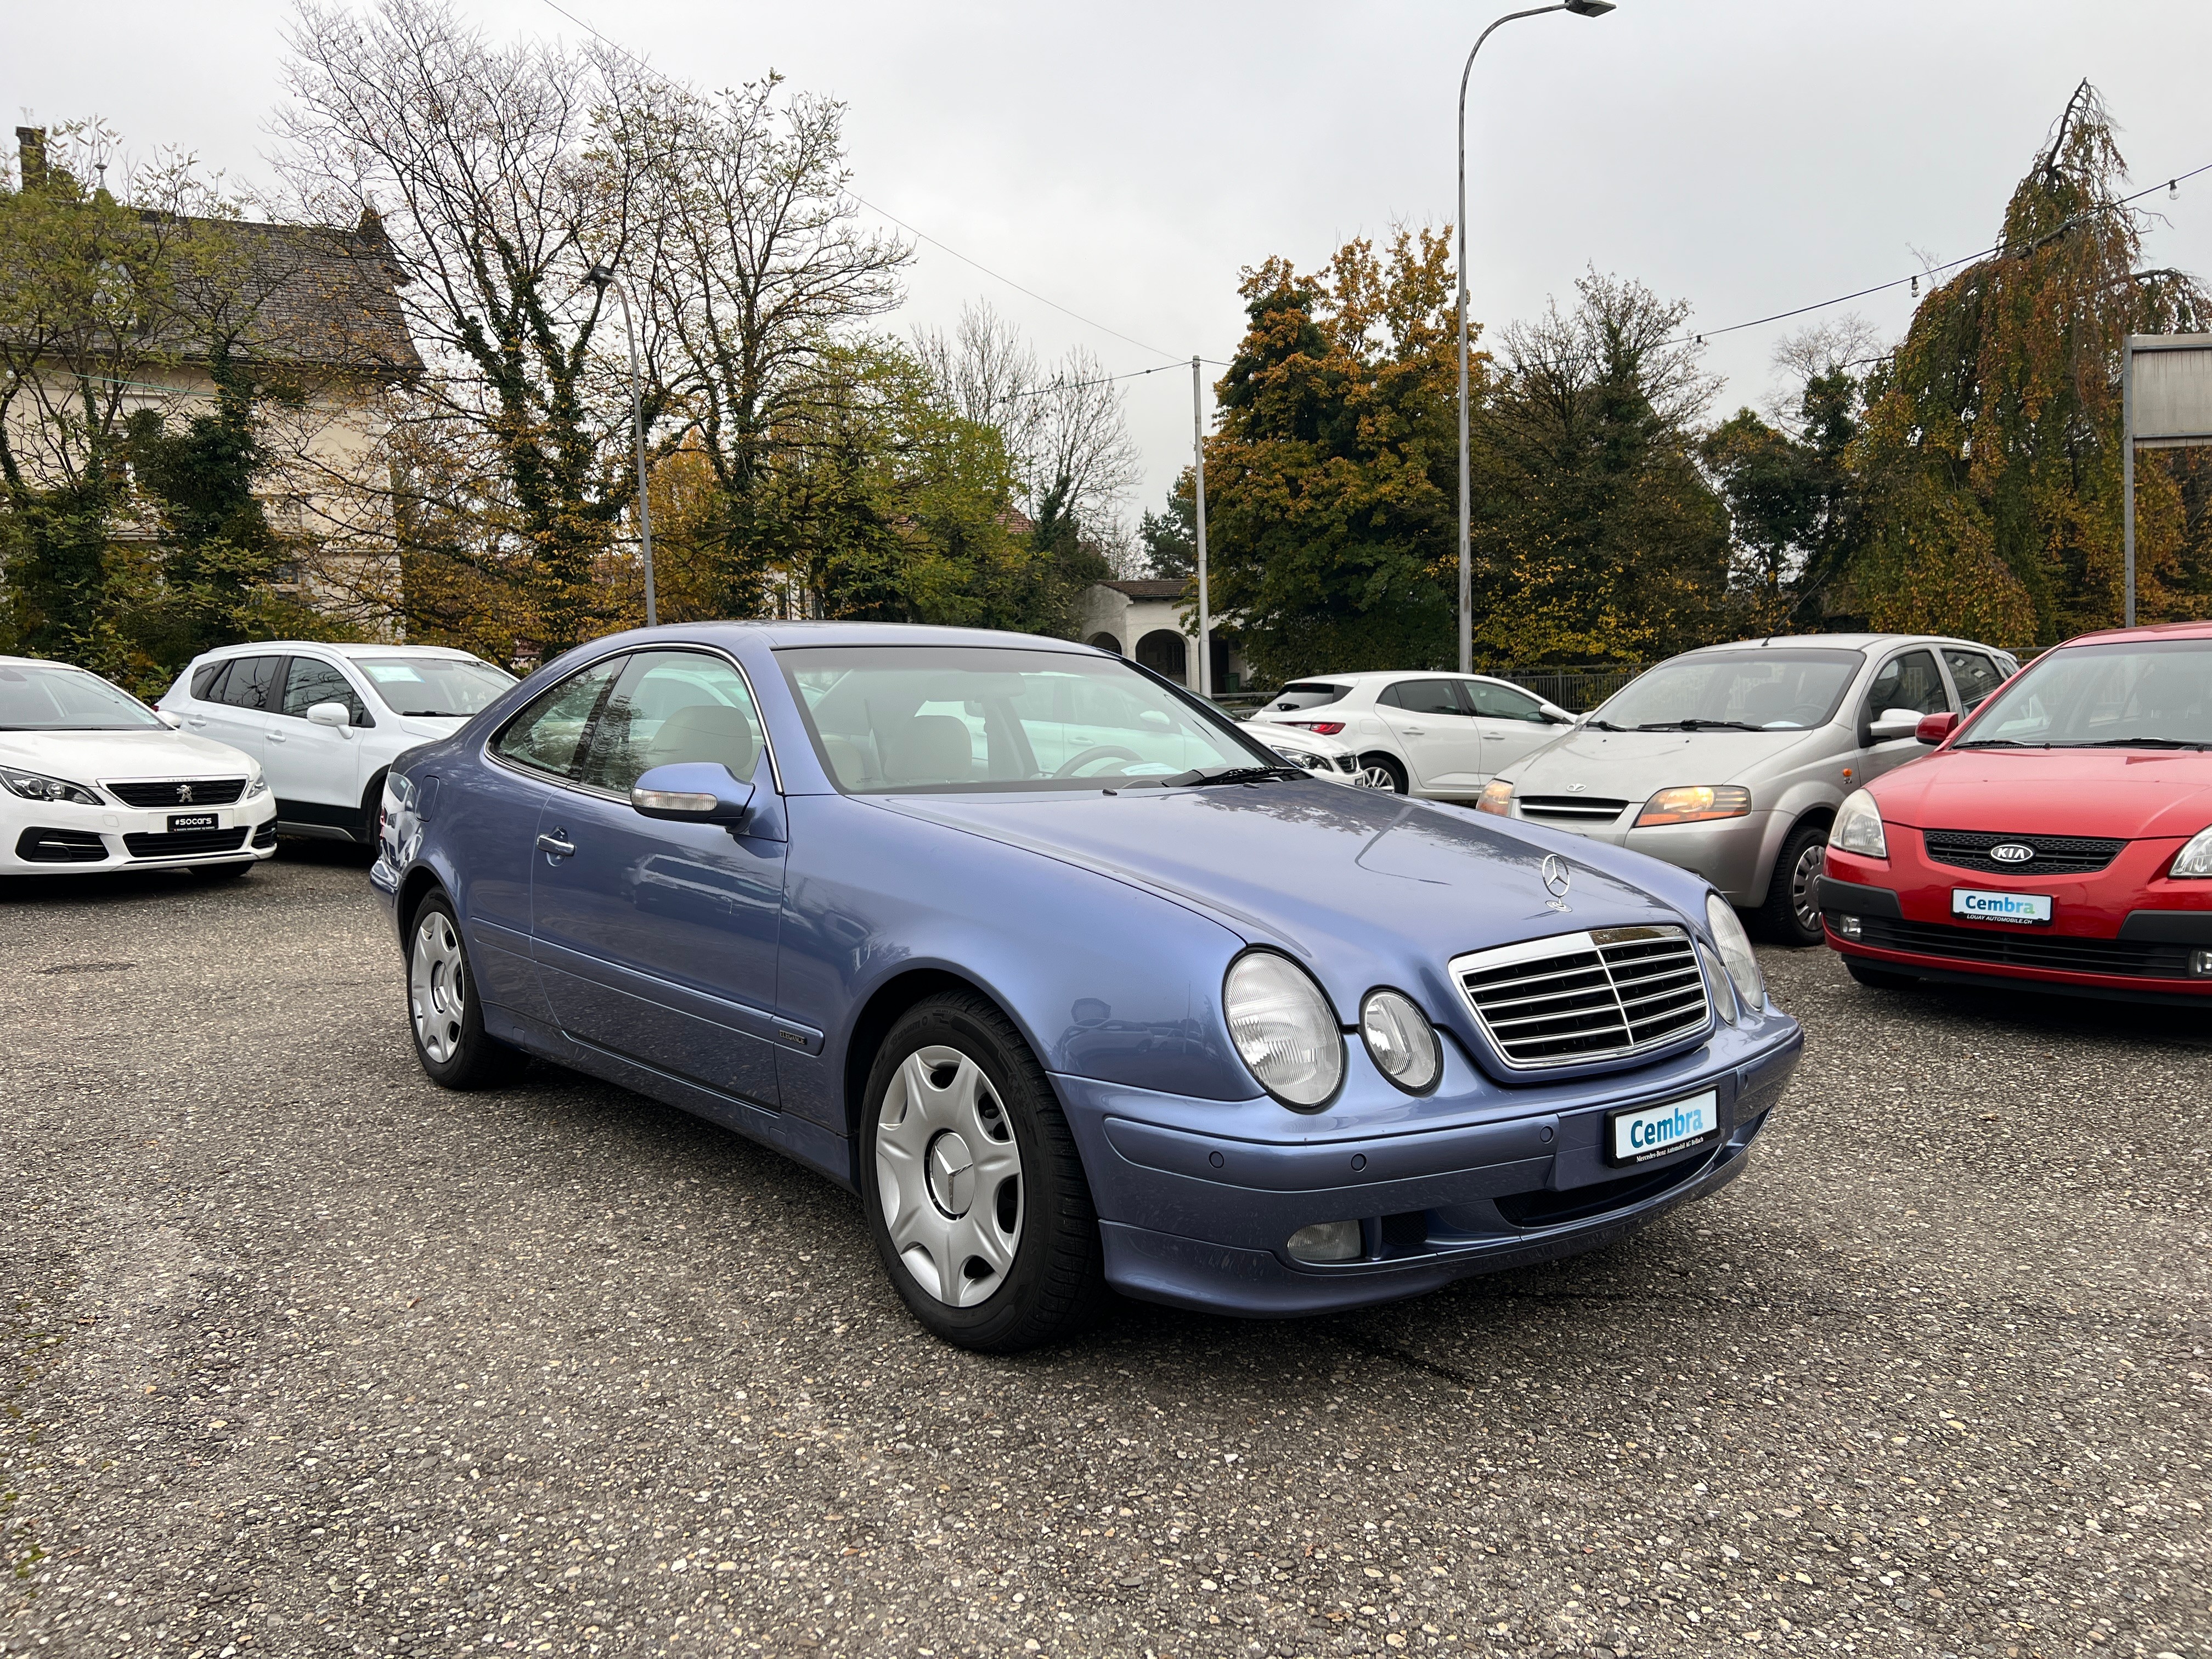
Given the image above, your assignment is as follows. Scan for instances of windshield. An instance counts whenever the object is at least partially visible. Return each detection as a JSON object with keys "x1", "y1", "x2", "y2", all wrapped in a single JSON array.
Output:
[
  {"x1": 778, "y1": 645, "x2": 1282, "y2": 793},
  {"x1": 1592, "y1": 650, "x2": 1864, "y2": 731},
  {"x1": 0, "y1": 663, "x2": 166, "y2": 731},
  {"x1": 1960, "y1": 637, "x2": 2212, "y2": 748},
  {"x1": 356, "y1": 656, "x2": 515, "y2": 718}
]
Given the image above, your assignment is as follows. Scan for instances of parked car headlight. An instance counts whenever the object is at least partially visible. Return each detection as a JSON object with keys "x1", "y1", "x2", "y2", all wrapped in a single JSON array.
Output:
[
  {"x1": 1224, "y1": 951, "x2": 1344, "y2": 1108},
  {"x1": 1359, "y1": 989, "x2": 1441, "y2": 1093},
  {"x1": 1697, "y1": 942, "x2": 1741, "y2": 1025},
  {"x1": 1705, "y1": 894, "x2": 1765, "y2": 1013},
  {"x1": 1828, "y1": 788, "x2": 1888, "y2": 859},
  {"x1": 1476, "y1": 779, "x2": 1514, "y2": 816},
  {"x1": 244, "y1": 772, "x2": 269, "y2": 798},
  {"x1": 0, "y1": 766, "x2": 104, "y2": 807},
  {"x1": 2172, "y1": 824, "x2": 2212, "y2": 878},
  {"x1": 1635, "y1": 785, "x2": 1752, "y2": 826}
]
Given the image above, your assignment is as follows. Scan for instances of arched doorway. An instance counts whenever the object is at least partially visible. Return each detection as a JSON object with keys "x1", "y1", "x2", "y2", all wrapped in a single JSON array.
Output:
[
  {"x1": 1135, "y1": 629, "x2": 1188, "y2": 685},
  {"x1": 1085, "y1": 632, "x2": 1122, "y2": 654}
]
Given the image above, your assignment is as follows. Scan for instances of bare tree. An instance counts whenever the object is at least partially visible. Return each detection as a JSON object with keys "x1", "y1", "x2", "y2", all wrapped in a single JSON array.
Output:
[
  {"x1": 274, "y1": 0, "x2": 651, "y2": 654},
  {"x1": 1763, "y1": 314, "x2": 1884, "y2": 435},
  {"x1": 610, "y1": 74, "x2": 909, "y2": 616}
]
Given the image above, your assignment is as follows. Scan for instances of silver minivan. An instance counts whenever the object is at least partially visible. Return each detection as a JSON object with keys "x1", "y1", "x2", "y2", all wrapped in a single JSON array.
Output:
[{"x1": 1475, "y1": 634, "x2": 2020, "y2": 945}]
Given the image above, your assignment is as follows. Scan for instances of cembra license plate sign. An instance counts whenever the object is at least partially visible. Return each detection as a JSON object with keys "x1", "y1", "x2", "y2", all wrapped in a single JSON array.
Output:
[
  {"x1": 1607, "y1": 1090, "x2": 1719, "y2": 1167},
  {"x1": 1951, "y1": 888, "x2": 2053, "y2": 926}
]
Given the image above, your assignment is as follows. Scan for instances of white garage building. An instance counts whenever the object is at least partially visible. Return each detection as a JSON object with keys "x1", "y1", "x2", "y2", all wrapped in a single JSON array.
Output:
[{"x1": 1077, "y1": 579, "x2": 1250, "y2": 695}]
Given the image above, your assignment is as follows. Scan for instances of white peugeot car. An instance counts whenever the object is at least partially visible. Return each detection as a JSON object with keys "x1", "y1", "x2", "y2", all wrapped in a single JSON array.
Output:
[
  {"x1": 1248, "y1": 671, "x2": 1575, "y2": 797},
  {"x1": 161, "y1": 642, "x2": 515, "y2": 844},
  {"x1": 1249, "y1": 719, "x2": 1368, "y2": 786},
  {"x1": 1, "y1": 656, "x2": 277, "y2": 879}
]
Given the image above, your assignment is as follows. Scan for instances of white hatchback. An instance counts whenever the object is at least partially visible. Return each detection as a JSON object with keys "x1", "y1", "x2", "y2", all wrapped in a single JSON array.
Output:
[
  {"x1": 161, "y1": 642, "x2": 516, "y2": 843},
  {"x1": 1246, "y1": 671, "x2": 1575, "y2": 797},
  {"x1": 1, "y1": 656, "x2": 277, "y2": 878}
]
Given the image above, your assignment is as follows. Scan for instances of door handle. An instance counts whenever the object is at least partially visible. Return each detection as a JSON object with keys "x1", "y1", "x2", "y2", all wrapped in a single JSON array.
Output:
[
  {"x1": 1401, "y1": 725, "x2": 1426, "y2": 735},
  {"x1": 265, "y1": 731, "x2": 287, "y2": 744},
  {"x1": 537, "y1": 831, "x2": 576, "y2": 860},
  {"x1": 185, "y1": 716, "x2": 208, "y2": 727}
]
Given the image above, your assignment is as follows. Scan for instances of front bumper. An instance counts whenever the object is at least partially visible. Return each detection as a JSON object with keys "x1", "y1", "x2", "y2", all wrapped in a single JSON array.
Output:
[
  {"x1": 4, "y1": 793, "x2": 279, "y2": 874},
  {"x1": 1054, "y1": 1019, "x2": 1803, "y2": 1317},
  {"x1": 1820, "y1": 841, "x2": 2212, "y2": 999},
  {"x1": 1509, "y1": 808, "x2": 1776, "y2": 907}
]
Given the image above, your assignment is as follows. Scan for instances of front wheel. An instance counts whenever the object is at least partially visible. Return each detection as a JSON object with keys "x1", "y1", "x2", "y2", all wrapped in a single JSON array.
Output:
[
  {"x1": 860, "y1": 992, "x2": 1107, "y2": 1352},
  {"x1": 1357, "y1": 753, "x2": 1408, "y2": 793},
  {"x1": 1760, "y1": 819, "x2": 1830, "y2": 947},
  {"x1": 406, "y1": 894, "x2": 528, "y2": 1090}
]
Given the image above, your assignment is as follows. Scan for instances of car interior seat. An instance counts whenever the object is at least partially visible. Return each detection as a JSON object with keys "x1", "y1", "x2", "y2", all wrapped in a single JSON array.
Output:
[
  {"x1": 640, "y1": 700, "x2": 760, "y2": 781},
  {"x1": 883, "y1": 714, "x2": 975, "y2": 785}
]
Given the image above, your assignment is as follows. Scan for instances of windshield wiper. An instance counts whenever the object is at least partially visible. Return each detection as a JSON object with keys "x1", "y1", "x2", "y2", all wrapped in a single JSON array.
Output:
[
  {"x1": 1635, "y1": 719, "x2": 1764, "y2": 732},
  {"x1": 1954, "y1": 738, "x2": 2048, "y2": 749},
  {"x1": 1149, "y1": 763, "x2": 1307, "y2": 788},
  {"x1": 399, "y1": 708, "x2": 464, "y2": 717},
  {"x1": 2044, "y1": 737, "x2": 2211, "y2": 751},
  {"x1": 1583, "y1": 718, "x2": 1627, "y2": 732}
]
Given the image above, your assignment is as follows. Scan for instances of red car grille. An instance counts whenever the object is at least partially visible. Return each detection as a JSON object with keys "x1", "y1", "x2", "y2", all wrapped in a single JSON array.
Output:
[
  {"x1": 1920, "y1": 829, "x2": 2126, "y2": 877},
  {"x1": 1855, "y1": 915, "x2": 2196, "y2": 979}
]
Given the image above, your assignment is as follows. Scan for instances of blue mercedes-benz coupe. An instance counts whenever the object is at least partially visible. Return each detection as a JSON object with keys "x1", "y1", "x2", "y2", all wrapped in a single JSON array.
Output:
[{"x1": 371, "y1": 623, "x2": 1802, "y2": 1350}]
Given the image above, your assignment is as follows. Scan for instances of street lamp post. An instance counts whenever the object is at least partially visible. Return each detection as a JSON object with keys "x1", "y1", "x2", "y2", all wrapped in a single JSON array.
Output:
[
  {"x1": 586, "y1": 262, "x2": 658, "y2": 628},
  {"x1": 1456, "y1": 0, "x2": 1613, "y2": 674}
]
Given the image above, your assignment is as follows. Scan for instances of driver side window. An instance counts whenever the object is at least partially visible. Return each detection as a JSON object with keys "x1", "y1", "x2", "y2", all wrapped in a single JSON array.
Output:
[
  {"x1": 1865, "y1": 650, "x2": 1949, "y2": 721},
  {"x1": 576, "y1": 651, "x2": 765, "y2": 796}
]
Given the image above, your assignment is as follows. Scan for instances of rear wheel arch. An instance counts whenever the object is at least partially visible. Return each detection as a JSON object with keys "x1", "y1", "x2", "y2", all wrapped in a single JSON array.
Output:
[
  {"x1": 1357, "y1": 752, "x2": 1408, "y2": 793},
  {"x1": 397, "y1": 866, "x2": 446, "y2": 945}
]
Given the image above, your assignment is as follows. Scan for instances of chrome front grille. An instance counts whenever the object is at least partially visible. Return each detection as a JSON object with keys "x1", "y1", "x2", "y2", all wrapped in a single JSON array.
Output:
[
  {"x1": 1517, "y1": 794, "x2": 1631, "y2": 824},
  {"x1": 1452, "y1": 925, "x2": 1711, "y2": 1070}
]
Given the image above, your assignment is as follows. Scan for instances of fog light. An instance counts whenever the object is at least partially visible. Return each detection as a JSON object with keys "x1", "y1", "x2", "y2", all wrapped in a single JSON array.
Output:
[
  {"x1": 2192, "y1": 949, "x2": 2212, "y2": 978},
  {"x1": 1286, "y1": 1221, "x2": 1362, "y2": 1263},
  {"x1": 1835, "y1": 914, "x2": 1863, "y2": 940}
]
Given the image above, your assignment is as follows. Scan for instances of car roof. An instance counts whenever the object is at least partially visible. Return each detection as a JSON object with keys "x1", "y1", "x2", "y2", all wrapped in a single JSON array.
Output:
[
  {"x1": 195, "y1": 640, "x2": 485, "y2": 662},
  {"x1": 0, "y1": 654, "x2": 104, "y2": 671},
  {"x1": 2051, "y1": 619, "x2": 2212, "y2": 648},
  {"x1": 1673, "y1": 633, "x2": 2009, "y2": 654},
  {"x1": 572, "y1": 621, "x2": 1125, "y2": 653},
  {"x1": 1289, "y1": 669, "x2": 1523, "y2": 685}
]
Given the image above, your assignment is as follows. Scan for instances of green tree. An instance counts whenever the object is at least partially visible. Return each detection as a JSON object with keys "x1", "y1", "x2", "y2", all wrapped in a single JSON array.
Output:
[
  {"x1": 1848, "y1": 81, "x2": 2212, "y2": 645},
  {"x1": 1470, "y1": 270, "x2": 1729, "y2": 663},
  {"x1": 1137, "y1": 489, "x2": 1194, "y2": 579},
  {"x1": 1201, "y1": 230, "x2": 1460, "y2": 685}
]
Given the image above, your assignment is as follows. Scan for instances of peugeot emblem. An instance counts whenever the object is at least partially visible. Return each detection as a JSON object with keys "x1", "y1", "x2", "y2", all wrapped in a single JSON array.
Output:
[
  {"x1": 1567, "y1": 782, "x2": 1587, "y2": 793},
  {"x1": 176, "y1": 783, "x2": 194, "y2": 804},
  {"x1": 1541, "y1": 854, "x2": 1573, "y2": 899},
  {"x1": 1989, "y1": 842, "x2": 2035, "y2": 865}
]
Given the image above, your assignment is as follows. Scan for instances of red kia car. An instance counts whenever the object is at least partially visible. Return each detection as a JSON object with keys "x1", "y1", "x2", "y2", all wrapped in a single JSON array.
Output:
[{"x1": 1818, "y1": 620, "x2": 2212, "y2": 1003}]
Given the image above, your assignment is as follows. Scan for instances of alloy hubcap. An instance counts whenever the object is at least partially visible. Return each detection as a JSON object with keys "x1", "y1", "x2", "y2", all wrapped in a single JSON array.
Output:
[
  {"x1": 410, "y1": 912, "x2": 467, "y2": 1064},
  {"x1": 1791, "y1": 843, "x2": 1825, "y2": 932},
  {"x1": 1359, "y1": 764, "x2": 1401, "y2": 792},
  {"x1": 874, "y1": 1045, "x2": 1023, "y2": 1308}
]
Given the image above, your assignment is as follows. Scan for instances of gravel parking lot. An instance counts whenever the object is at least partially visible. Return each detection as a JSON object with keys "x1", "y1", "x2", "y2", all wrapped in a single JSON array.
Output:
[{"x1": 2, "y1": 850, "x2": 2208, "y2": 1659}]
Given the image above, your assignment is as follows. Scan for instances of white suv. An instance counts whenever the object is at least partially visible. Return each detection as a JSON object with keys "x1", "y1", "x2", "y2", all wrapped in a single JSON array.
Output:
[
  {"x1": 161, "y1": 642, "x2": 515, "y2": 843},
  {"x1": 1246, "y1": 671, "x2": 1574, "y2": 797}
]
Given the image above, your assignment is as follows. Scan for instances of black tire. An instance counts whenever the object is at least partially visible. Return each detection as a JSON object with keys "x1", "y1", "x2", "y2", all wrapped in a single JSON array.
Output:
[
  {"x1": 404, "y1": 892, "x2": 528, "y2": 1090},
  {"x1": 1844, "y1": 958, "x2": 1920, "y2": 991},
  {"x1": 189, "y1": 860, "x2": 255, "y2": 882},
  {"x1": 1759, "y1": 818, "x2": 1831, "y2": 947},
  {"x1": 1358, "y1": 753, "x2": 1408, "y2": 794},
  {"x1": 359, "y1": 768, "x2": 390, "y2": 844},
  {"x1": 858, "y1": 991, "x2": 1108, "y2": 1353}
]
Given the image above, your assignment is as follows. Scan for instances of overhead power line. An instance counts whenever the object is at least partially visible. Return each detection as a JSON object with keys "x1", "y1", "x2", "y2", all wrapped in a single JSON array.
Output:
[{"x1": 536, "y1": 0, "x2": 1187, "y2": 368}]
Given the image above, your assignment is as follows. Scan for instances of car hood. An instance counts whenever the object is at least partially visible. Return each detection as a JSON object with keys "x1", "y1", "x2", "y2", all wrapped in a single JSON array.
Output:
[
  {"x1": 1874, "y1": 747, "x2": 2212, "y2": 839},
  {"x1": 0, "y1": 727, "x2": 260, "y2": 782},
  {"x1": 874, "y1": 782, "x2": 1709, "y2": 1013},
  {"x1": 1505, "y1": 724, "x2": 1837, "y2": 799},
  {"x1": 397, "y1": 714, "x2": 469, "y2": 743}
]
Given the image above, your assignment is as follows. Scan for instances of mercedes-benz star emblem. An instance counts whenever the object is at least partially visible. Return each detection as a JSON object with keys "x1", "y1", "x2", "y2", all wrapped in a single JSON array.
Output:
[
  {"x1": 176, "y1": 783, "x2": 194, "y2": 803},
  {"x1": 1541, "y1": 854, "x2": 1573, "y2": 899},
  {"x1": 1989, "y1": 842, "x2": 2035, "y2": 865}
]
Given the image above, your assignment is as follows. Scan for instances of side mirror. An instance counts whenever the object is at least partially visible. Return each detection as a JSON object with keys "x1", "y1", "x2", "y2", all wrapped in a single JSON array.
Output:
[
  {"x1": 306, "y1": 701, "x2": 352, "y2": 729},
  {"x1": 1867, "y1": 707, "x2": 1922, "y2": 742},
  {"x1": 1916, "y1": 711, "x2": 1959, "y2": 745},
  {"x1": 155, "y1": 709, "x2": 182, "y2": 730},
  {"x1": 631, "y1": 761, "x2": 755, "y2": 825}
]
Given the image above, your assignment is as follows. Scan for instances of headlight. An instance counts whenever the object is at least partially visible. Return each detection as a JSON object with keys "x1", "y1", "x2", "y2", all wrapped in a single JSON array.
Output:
[
  {"x1": 1359, "y1": 989, "x2": 1441, "y2": 1093},
  {"x1": 0, "y1": 766, "x2": 104, "y2": 806},
  {"x1": 2172, "y1": 825, "x2": 2212, "y2": 878},
  {"x1": 245, "y1": 773, "x2": 269, "y2": 798},
  {"x1": 1476, "y1": 779, "x2": 1514, "y2": 816},
  {"x1": 1705, "y1": 893, "x2": 1765, "y2": 1013},
  {"x1": 1224, "y1": 951, "x2": 1344, "y2": 1109},
  {"x1": 1829, "y1": 788, "x2": 1888, "y2": 859},
  {"x1": 1635, "y1": 785, "x2": 1751, "y2": 826},
  {"x1": 1697, "y1": 941, "x2": 1740, "y2": 1025}
]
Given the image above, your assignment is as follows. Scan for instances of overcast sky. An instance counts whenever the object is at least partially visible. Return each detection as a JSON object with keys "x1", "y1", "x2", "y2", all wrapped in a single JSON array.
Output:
[{"x1": 13, "y1": 0, "x2": 2212, "y2": 531}]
